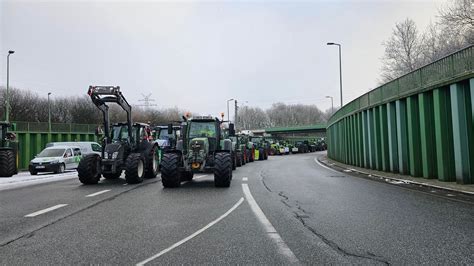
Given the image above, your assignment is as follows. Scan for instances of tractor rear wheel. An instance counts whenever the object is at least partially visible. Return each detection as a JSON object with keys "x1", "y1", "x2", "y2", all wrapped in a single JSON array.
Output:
[
  {"x1": 161, "y1": 153, "x2": 181, "y2": 187},
  {"x1": 78, "y1": 154, "x2": 101, "y2": 184},
  {"x1": 214, "y1": 152, "x2": 231, "y2": 187},
  {"x1": 248, "y1": 150, "x2": 254, "y2": 162},
  {"x1": 236, "y1": 152, "x2": 242, "y2": 167},
  {"x1": 0, "y1": 149, "x2": 16, "y2": 177},
  {"x1": 232, "y1": 152, "x2": 237, "y2": 170},
  {"x1": 258, "y1": 148, "x2": 264, "y2": 160},
  {"x1": 103, "y1": 171, "x2": 122, "y2": 179},
  {"x1": 145, "y1": 145, "x2": 159, "y2": 179},
  {"x1": 241, "y1": 152, "x2": 246, "y2": 165},
  {"x1": 125, "y1": 153, "x2": 145, "y2": 184},
  {"x1": 264, "y1": 150, "x2": 268, "y2": 160}
]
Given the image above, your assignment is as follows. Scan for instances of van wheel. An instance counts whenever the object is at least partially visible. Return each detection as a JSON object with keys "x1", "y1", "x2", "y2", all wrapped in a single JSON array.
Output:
[{"x1": 55, "y1": 164, "x2": 65, "y2": 174}]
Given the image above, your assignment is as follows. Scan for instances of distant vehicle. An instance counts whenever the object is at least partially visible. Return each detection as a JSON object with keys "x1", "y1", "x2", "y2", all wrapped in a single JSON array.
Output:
[
  {"x1": 153, "y1": 125, "x2": 180, "y2": 151},
  {"x1": 46, "y1": 141, "x2": 102, "y2": 156},
  {"x1": 29, "y1": 145, "x2": 82, "y2": 175}
]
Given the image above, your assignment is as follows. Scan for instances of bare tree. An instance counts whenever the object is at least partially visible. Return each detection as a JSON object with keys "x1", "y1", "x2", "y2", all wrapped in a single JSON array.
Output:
[
  {"x1": 380, "y1": 18, "x2": 424, "y2": 82},
  {"x1": 439, "y1": 0, "x2": 474, "y2": 43}
]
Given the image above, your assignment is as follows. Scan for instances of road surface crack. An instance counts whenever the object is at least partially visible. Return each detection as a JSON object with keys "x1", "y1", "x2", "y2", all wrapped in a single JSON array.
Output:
[{"x1": 277, "y1": 190, "x2": 390, "y2": 265}]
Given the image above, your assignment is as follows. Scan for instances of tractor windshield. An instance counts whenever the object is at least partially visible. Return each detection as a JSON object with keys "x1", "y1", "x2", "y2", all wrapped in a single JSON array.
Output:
[
  {"x1": 111, "y1": 125, "x2": 129, "y2": 141},
  {"x1": 189, "y1": 122, "x2": 216, "y2": 138},
  {"x1": 158, "y1": 129, "x2": 174, "y2": 140},
  {"x1": 38, "y1": 148, "x2": 65, "y2": 157}
]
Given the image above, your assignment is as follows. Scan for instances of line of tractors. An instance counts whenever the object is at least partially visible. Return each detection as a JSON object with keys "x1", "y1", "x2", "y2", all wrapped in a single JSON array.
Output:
[
  {"x1": 76, "y1": 86, "x2": 273, "y2": 188},
  {"x1": 0, "y1": 86, "x2": 326, "y2": 187}
]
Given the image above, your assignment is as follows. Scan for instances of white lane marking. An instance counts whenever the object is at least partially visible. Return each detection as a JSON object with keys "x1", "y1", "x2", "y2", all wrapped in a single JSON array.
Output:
[
  {"x1": 24, "y1": 204, "x2": 68, "y2": 218},
  {"x1": 242, "y1": 177, "x2": 248, "y2": 182},
  {"x1": 314, "y1": 158, "x2": 343, "y2": 175},
  {"x1": 136, "y1": 197, "x2": 244, "y2": 265},
  {"x1": 242, "y1": 184, "x2": 299, "y2": 263},
  {"x1": 85, "y1": 190, "x2": 111, "y2": 197}
]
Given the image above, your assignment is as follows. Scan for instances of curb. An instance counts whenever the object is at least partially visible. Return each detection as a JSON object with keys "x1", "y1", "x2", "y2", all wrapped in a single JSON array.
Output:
[{"x1": 317, "y1": 156, "x2": 474, "y2": 196}]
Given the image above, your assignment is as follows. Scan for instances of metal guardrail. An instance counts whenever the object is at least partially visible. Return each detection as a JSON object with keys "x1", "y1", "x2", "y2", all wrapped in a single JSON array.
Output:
[
  {"x1": 328, "y1": 45, "x2": 473, "y2": 126},
  {"x1": 13, "y1": 121, "x2": 97, "y2": 133}
]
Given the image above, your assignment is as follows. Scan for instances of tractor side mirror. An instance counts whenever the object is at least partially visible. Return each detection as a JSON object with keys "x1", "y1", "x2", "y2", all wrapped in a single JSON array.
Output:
[
  {"x1": 168, "y1": 124, "x2": 173, "y2": 135},
  {"x1": 229, "y1": 123, "x2": 235, "y2": 136}
]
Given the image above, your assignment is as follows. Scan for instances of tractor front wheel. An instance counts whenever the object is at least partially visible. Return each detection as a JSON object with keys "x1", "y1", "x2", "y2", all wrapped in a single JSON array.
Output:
[
  {"x1": 0, "y1": 149, "x2": 17, "y2": 177},
  {"x1": 78, "y1": 154, "x2": 101, "y2": 184},
  {"x1": 161, "y1": 153, "x2": 181, "y2": 188},
  {"x1": 145, "y1": 145, "x2": 159, "y2": 179},
  {"x1": 214, "y1": 152, "x2": 232, "y2": 187},
  {"x1": 236, "y1": 151, "x2": 242, "y2": 167},
  {"x1": 125, "y1": 153, "x2": 145, "y2": 184}
]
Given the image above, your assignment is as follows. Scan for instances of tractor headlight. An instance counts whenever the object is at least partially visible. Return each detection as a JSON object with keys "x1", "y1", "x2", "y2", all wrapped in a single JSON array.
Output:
[{"x1": 112, "y1": 152, "x2": 119, "y2": 159}]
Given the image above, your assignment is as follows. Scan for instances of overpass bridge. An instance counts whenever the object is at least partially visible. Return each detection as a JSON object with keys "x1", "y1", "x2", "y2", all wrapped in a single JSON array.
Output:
[{"x1": 327, "y1": 45, "x2": 473, "y2": 185}]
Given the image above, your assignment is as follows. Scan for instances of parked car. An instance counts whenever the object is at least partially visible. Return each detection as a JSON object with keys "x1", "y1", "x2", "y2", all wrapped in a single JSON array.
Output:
[
  {"x1": 29, "y1": 145, "x2": 82, "y2": 175},
  {"x1": 46, "y1": 141, "x2": 102, "y2": 156}
]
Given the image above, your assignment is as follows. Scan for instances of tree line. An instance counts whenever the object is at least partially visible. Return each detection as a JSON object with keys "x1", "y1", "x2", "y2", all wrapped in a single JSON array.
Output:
[
  {"x1": 0, "y1": 87, "x2": 189, "y2": 126},
  {"x1": 1, "y1": 87, "x2": 333, "y2": 129},
  {"x1": 236, "y1": 103, "x2": 334, "y2": 130},
  {"x1": 380, "y1": 0, "x2": 473, "y2": 82}
]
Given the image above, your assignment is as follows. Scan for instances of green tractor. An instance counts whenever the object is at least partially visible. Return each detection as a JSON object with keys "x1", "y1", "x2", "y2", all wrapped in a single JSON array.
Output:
[
  {"x1": 0, "y1": 122, "x2": 18, "y2": 177},
  {"x1": 160, "y1": 116, "x2": 235, "y2": 188},
  {"x1": 78, "y1": 86, "x2": 160, "y2": 184},
  {"x1": 224, "y1": 125, "x2": 244, "y2": 168},
  {"x1": 249, "y1": 136, "x2": 269, "y2": 161}
]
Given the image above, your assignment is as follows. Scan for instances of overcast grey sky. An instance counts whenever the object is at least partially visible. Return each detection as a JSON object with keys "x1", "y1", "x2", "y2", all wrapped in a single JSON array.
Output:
[{"x1": 1, "y1": 0, "x2": 447, "y2": 117}]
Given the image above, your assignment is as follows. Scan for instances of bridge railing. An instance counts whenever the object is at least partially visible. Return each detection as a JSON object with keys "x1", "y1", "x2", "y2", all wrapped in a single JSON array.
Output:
[{"x1": 327, "y1": 45, "x2": 473, "y2": 184}]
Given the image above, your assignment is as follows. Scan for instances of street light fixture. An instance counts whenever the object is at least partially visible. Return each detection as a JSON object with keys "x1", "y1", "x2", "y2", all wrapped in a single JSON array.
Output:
[
  {"x1": 326, "y1": 42, "x2": 343, "y2": 107},
  {"x1": 48, "y1": 93, "x2": 52, "y2": 133},
  {"x1": 5, "y1": 50, "x2": 15, "y2": 122},
  {"x1": 326, "y1": 96, "x2": 334, "y2": 114},
  {"x1": 226, "y1": 98, "x2": 234, "y2": 122}
]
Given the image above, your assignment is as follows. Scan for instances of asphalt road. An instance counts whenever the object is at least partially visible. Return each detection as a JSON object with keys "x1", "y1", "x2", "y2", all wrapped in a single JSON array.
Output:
[{"x1": 0, "y1": 152, "x2": 473, "y2": 265}]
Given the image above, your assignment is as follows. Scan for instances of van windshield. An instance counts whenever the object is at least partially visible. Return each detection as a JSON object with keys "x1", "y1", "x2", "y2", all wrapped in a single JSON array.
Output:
[{"x1": 38, "y1": 148, "x2": 65, "y2": 157}]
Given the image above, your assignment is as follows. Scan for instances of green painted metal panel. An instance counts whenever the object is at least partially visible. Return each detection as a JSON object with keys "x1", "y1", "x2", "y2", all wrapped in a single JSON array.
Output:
[
  {"x1": 367, "y1": 109, "x2": 375, "y2": 169},
  {"x1": 407, "y1": 96, "x2": 422, "y2": 177},
  {"x1": 379, "y1": 105, "x2": 389, "y2": 171},
  {"x1": 387, "y1": 102, "x2": 399, "y2": 173},
  {"x1": 358, "y1": 112, "x2": 364, "y2": 168},
  {"x1": 373, "y1": 107, "x2": 382, "y2": 170},
  {"x1": 450, "y1": 82, "x2": 473, "y2": 184},
  {"x1": 362, "y1": 110, "x2": 369, "y2": 168},
  {"x1": 433, "y1": 88, "x2": 455, "y2": 181},
  {"x1": 418, "y1": 92, "x2": 437, "y2": 178},
  {"x1": 396, "y1": 100, "x2": 410, "y2": 175}
]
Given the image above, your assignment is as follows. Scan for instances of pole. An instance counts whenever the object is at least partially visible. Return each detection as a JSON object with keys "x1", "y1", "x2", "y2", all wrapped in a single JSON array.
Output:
[
  {"x1": 331, "y1": 97, "x2": 334, "y2": 113},
  {"x1": 48, "y1": 93, "x2": 52, "y2": 132},
  {"x1": 6, "y1": 52, "x2": 14, "y2": 122},
  {"x1": 338, "y1": 44, "x2": 343, "y2": 107},
  {"x1": 227, "y1": 101, "x2": 230, "y2": 122},
  {"x1": 234, "y1": 100, "x2": 238, "y2": 129}
]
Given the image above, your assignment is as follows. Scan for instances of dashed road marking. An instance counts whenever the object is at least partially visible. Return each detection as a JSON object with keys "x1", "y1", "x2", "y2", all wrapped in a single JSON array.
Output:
[
  {"x1": 85, "y1": 190, "x2": 111, "y2": 197},
  {"x1": 242, "y1": 177, "x2": 248, "y2": 182},
  {"x1": 136, "y1": 197, "x2": 244, "y2": 265},
  {"x1": 24, "y1": 204, "x2": 68, "y2": 218},
  {"x1": 242, "y1": 184, "x2": 299, "y2": 264}
]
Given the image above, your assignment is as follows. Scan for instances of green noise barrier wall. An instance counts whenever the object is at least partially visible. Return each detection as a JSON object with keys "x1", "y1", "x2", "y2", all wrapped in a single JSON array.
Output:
[
  {"x1": 12, "y1": 122, "x2": 98, "y2": 170},
  {"x1": 327, "y1": 45, "x2": 474, "y2": 184}
]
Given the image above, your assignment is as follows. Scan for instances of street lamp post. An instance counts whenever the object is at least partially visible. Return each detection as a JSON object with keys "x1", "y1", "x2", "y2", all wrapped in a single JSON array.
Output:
[
  {"x1": 325, "y1": 96, "x2": 334, "y2": 114},
  {"x1": 48, "y1": 92, "x2": 52, "y2": 132},
  {"x1": 226, "y1": 98, "x2": 234, "y2": 122},
  {"x1": 5, "y1": 50, "x2": 15, "y2": 122},
  {"x1": 327, "y1": 42, "x2": 343, "y2": 107}
]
